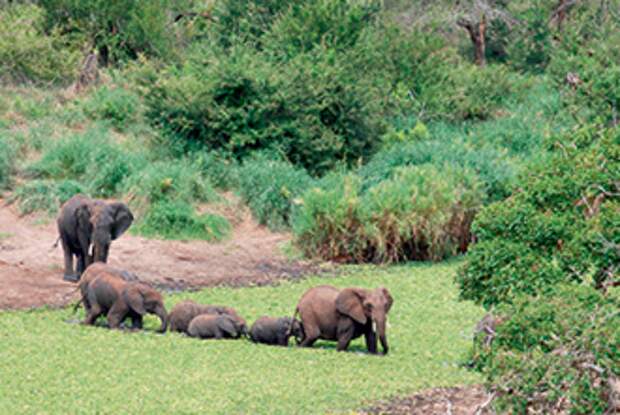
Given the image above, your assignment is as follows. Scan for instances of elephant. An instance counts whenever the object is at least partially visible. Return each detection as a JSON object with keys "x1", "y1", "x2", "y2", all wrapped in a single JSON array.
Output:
[
  {"x1": 249, "y1": 316, "x2": 303, "y2": 346},
  {"x1": 57, "y1": 194, "x2": 133, "y2": 282},
  {"x1": 187, "y1": 314, "x2": 248, "y2": 339},
  {"x1": 168, "y1": 300, "x2": 246, "y2": 334},
  {"x1": 75, "y1": 263, "x2": 139, "y2": 314},
  {"x1": 294, "y1": 285, "x2": 393, "y2": 354},
  {"x1": 79, "y1": 272, "x2": 168, "y2": 332}
]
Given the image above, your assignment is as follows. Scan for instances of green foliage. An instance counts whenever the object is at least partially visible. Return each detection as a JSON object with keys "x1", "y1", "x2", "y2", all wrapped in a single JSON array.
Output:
[
  {"x1": 0, "y1": 4, "x2": 80, "y2": 84},
  {"x1": 135, "y1": 200, "x2": 230, "y2": 241},
  {"x1": 83, "y1": 86, "x2": 141, "y2": 130},
  {"x1": 472, "y1": 285, "x2": 619, "y2": 414},
  {"x1": 27, "y1": 128, "x2": 145, "y2": 198},
  {"x1": 0, "y1": 263, "x2": 483, "y2": 413},
  {"x1": 10, "y1": 179, "x2": 86, "y2": 215},
  {"x1": 0, "y1": 134, "x2": 16, "y2": 190},
  {"x1": 458, "y1": 126, "x2": 620, "y2": 307},
  {"x1": 38, "y1": 0, "x2": 183, "y2": 64},
  {"x1": 294, "y1": 165, "x2": 483, "y2": 262},
  {"x1": 236, "y1": 157, "x2": 313, "y2": 229}
]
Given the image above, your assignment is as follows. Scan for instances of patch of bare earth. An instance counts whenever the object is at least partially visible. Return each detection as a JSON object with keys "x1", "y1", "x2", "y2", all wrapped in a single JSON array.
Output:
[
  {"x1": 0, "y1": 200, "x2": 326, "y2": 311},
  {"x1": 362, "y1": 385, "x2": 494, "y2": 415}
]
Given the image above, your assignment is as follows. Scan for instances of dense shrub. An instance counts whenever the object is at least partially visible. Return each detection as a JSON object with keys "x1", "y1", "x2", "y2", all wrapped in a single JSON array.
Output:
[
  {"x1": 293, "y1": 165, "x2": 483, "y2": 262},
  {"x1": 0, "y1": 4, "x2": 80, "y2": 84},
  {"x1": 27, "y1": 128, "x2": 146, "y2": 197},
  {"x1": 135, "y1": 200, "x2": 231, "y2": 241},
  {"x1": 10, "y1": 179, "x2": 86, "y2": 215},
  {"x1": 38, "y1": 0, "x2": 182, "y2": 64},
  {"x1": 458, "y1": 126, "x2": 620, "y2": 307},
  {"x1": 83, "y1": 86, "x2": 141, "y2": 130},
  {"x1": 236, "y1": 157, "x2": 313, "y2": 229},
  {"x1": 122, "y1": 158, "x2": 218, "y2": 215},
  {"x1": 472, "y1": 285, "x2": 619, "y2": 414},
  {"x1": 0, "y1": 135, "x2": 16, "y2": 190},
  {"x1": 146, "y1": 43, "x2": 384, "y2": 174}
]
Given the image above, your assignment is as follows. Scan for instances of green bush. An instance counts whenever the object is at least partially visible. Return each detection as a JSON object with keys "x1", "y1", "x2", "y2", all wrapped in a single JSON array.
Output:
[
  {"x1": 0, "y1": 135, "x2": 16, "y2": 190},
  {"x1": 146, "y1": 43, "x2": 384, "y2": 174},
  {"x1": 293, "y1": 165, "x2": 483, "y2": 262},
  {"x1": 83, "y1": 86, "x2": 141, "y2": 130},
  {"x1": 236, "y1": 156, "x2": 313, "y2": 229},
  {"x1": 10, "y1": 179, "x2": 86, "y2": 215},
  {"x1": 472, "y1": 285, "x2": 619, "y2": 414},
  {"x1": 457, "y1": 126, "x2": 620, "y2": 307},
  {"x1": 193, "y1": 151, "x2": 240, "y2": 190},
  {"x1": 135, "y1": 200, "x2": 231, "y2": 241},
  {"x1": 38, "y1": 0, "x2": 181, "y2": 64},
  {"x1": 122, "y1": 158, "x2": 218, "y2": 215},
  {"x1": 0, "y1": 4, "x2": 80, "y2": 84},
  {"x1": 27, "y1": 128, "x2": 145, "y2": 197}
]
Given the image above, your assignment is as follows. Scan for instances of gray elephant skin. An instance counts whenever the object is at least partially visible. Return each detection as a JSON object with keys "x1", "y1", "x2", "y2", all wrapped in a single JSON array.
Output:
[
  {"x1": 295, "y1": 285, "x2": 393, "y2": 354},
  {"x1": 78, "y1": 265, "x2": 168, "y2": 332},
  {"x1": 168, "y1": 300, "x2": 246, "y2": 334},
  {"x1": 249, "y1": 316, "x2": 303, "y2": 346},
  {"x1": 188, "y1": 314, "x2": 247, "y2": 339},
  {"x1": 57, "y1": 194, "x2": 133, "y2": 282}
]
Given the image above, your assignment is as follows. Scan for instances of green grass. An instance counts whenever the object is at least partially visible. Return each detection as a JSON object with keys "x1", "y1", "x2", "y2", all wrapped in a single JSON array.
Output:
[{"x1": 0, "y1": 262, "x2": 483, "y2": 414}]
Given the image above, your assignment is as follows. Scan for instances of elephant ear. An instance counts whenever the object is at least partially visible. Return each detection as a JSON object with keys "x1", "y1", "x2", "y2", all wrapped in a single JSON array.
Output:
[
  {"x1": 336, "y1": 288, "x2": 368, "y2": 324},
  {"x1": 217, "y1": 316, "x2": 239, "y2": 337},
  {"x1": 123, "y1": 283, "x2": 147, "y2": 316},
  {"x1": 107, "y1": 203, "x2": 134, "y2": 240},
  {"x1": 381, "y1": 287, "x2": 394, "y2": 313}
]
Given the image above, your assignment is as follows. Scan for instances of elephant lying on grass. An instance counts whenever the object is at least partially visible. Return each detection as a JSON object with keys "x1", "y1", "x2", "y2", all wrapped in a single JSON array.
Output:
[
  {"x1": 168, "y1": 300, "x2": 246, "y2": 334},
  {"x1": 57, "y1": 194, "x2": 133, "y2": 282},
  {"x1": 294, "y1": 285, "x2": 393, "y2": 354},
  {"x1": 77, "y1": 264, "x2": 167, "y2": 332}
]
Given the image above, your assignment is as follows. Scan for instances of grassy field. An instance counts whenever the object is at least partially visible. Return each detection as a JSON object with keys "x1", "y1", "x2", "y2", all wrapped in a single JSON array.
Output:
[{"x1": 0, "y1": 262, "x2": 483, "y2": 414}]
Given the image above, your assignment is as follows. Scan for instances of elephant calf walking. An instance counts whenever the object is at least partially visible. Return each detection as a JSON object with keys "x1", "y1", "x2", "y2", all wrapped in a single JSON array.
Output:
[
  {"x1": 294, "y1": 285, "x2": 393, "y2": 354},
  {"x1": 249, "y1": 316, "x2": 303, "y2": 346},
  {"x1": 188, "y1": 314, "x2": 247, "y2": 339},
  {"x1": 78, "y1": 266, "x2": 168, "y2": 332},
  {"x1": 168, "y1": 300, "x2": 246, "y2": 334}
]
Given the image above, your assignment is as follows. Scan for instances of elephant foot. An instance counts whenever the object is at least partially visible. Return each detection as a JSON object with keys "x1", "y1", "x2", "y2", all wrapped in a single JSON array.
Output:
[{"x1": 63, "y1": 274, "x2": 80, "y2": 283}]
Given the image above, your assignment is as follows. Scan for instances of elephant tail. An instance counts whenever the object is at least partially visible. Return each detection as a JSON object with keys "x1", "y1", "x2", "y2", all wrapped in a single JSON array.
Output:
[
  {"x1": 51, "y1": 236, "x2": 61, "y2": 251},
  {"x1": 286, "y1": 307, "x2": 300, "y2": 338}
]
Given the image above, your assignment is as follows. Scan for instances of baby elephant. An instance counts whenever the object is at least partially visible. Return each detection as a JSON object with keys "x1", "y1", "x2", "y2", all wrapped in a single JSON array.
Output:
[
  {"x1": 188, "y1": 314, "x2": 247, "y2": 339},
  {"x1": 249, "y1": 316, "x2": 303, "y2": 346},
  {"x1": 168, "y1": 300, "x2": 247, "y2": 334}
]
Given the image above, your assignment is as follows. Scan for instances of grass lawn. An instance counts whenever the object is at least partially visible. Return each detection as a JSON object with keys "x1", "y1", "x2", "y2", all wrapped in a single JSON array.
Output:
[{"x1": 0, "y1": 261, "x2": 483, "y2": 414}]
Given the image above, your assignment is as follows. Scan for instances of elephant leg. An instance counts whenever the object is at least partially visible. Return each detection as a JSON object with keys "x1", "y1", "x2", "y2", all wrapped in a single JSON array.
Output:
[
  {"x1": 299, "y1": 325, "x2": 319, "y2": 348},
  {"x1": 83, "y1": 304, "x2": 103, "y2": 326},
  {"x1": 131, "y1": 314, "x2": 143, "y2": 330},
  {"x1": 76, "y1": 254, "x2": 86, "y2": 276},
  {"x1": 107, "y1": 302, "x2": 129, "y2": 329},
  {"x1": 61, "y1": 238, "x2": 78, "y2": 282},
  {"x1": 364, "y1": 329, "x2": 378, "y2": 354},
  {"x1": 336, "y1": 319, "x2": 355, "y2": 352}
]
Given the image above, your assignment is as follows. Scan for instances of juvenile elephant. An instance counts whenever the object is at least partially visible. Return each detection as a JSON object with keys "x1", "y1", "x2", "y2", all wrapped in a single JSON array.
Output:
[
  {"x1": 57, "y1": 194, "x2": 133, "y2": 282},
  {"x1": 249, "y1": 316, "x2": 303, "y2": 346},
  {"x1": 168, "y1": 300, "x2": 246, "y2": 334},
  {"x1": 295, "y1": 285, "x2": 393, "y2": 354},
  {"x1": 80, "y1": 272, "x2": 168, "y2": 332},
  {"x1": 188, "y1": 314, "x2": 247, "y2": 339},
  {"x1": 76, "y1": 263, "x2": 139, "y2": 314}
]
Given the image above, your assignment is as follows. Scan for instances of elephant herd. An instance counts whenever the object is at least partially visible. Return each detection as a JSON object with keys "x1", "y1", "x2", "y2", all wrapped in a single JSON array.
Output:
[{"x1": 59, "y1": 195, "x2": 394, "y2": 354}]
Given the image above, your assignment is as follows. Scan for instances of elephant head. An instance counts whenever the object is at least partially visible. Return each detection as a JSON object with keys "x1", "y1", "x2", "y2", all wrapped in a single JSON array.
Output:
[
  {"x1": 122, "y1": 283, "x2": 168, "y2": 333},
  {"x1": 336, "y1": 287, "x2": 393, "y2": 354},
  {"x1": 77, "y1": 201, "x2": 133, "y2": 264}
]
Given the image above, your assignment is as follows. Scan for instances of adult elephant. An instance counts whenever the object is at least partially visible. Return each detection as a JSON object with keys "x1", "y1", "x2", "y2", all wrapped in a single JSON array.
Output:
[
  {"x1": 79, "y1": 270, "x2": 168, "y2": 332},
  {"x1": 57, "y1": 194, "x2": 133, "y2": 282},
  {"x1": 294, "y1": 285, "x2": 393, "y2": 354}
]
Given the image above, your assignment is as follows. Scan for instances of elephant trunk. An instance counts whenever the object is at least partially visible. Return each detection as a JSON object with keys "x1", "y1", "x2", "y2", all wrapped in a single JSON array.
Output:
[
  {"x1": 155, "y1": 305, "x2": 168, "y2": 333},
  {"x1": 375, "y1": 316, "x2": 389, "y2": 355}
]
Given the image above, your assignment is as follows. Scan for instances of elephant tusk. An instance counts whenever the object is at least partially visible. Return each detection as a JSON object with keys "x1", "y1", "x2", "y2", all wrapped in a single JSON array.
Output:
[{"x1": 372, "y1": 321, "x2": 377, "y2": 333}]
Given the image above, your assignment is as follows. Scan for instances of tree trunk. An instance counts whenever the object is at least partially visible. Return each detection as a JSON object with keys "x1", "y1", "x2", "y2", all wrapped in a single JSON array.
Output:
[{"x1": 458, "y1": 14, "x2": 487, "y2": 67}]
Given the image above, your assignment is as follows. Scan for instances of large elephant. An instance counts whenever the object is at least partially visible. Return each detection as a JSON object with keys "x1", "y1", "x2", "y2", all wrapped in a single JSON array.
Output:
[
  {"x1": 294, "y1": 285, "x2": 393, "y2": 354},
  {"x1": 57, "y1": 194, "x2": 133, "y2": 282},
  {"x1": 249, "y1": 316, "x2": 303, "y2": 346},
  {"x1": 79, "y1": 271, "x2": 168, "y2": 332},
  {"x1": 168, "y1": 300, "x2": 246, "y2": 334},
  {"x1": 187, "y1": 314, "x2": 248, "y2": 339}
]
